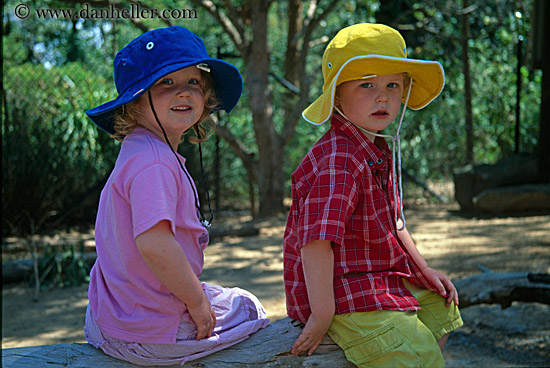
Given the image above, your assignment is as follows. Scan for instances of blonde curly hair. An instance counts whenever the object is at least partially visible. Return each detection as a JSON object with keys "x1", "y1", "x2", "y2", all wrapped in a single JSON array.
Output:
[{"x1": 111, "y1": 69, "x2": 219, "y2": 144}]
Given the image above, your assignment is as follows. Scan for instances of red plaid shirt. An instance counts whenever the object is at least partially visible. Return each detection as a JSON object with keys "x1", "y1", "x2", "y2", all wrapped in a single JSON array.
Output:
[{"x1": 283, "y1": 113, "x2": 435, "y2": 323}]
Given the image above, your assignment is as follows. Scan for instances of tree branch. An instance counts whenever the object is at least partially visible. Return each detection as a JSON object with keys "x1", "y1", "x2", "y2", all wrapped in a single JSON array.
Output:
[
  {"x1": 308, "y1": 35, "x2": 330, "y2": 48},
  {"x1": 210, "y1": 115, "x2": 254, "y2": 167},
  {"x1": 300, "y1": 0, "x2": 339, "y2": 47},
  {"x1": 280, "y1": 0, "x2": 339, "y2": 145},
  {"x1": 221, "y1": 0, "x2": 247, "y2": 39},
  {"x1": 189, "y1": 0, "x2": 247, "y2": 55}
]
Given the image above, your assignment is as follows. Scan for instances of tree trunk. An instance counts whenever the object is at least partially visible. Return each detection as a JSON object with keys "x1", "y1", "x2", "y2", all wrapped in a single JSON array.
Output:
[
  {"x1": 537, "y1": 0, "x2": 550, "y2": 183},
  {"x1": 191, "y1": 0, "x2": 339, "y2": 218},
  {"x1": 246, "y1": 1, "x2": 285, "y2": 217},
  {"x1": 461, "y1": 0, "x2": 474, "y2": 165}
]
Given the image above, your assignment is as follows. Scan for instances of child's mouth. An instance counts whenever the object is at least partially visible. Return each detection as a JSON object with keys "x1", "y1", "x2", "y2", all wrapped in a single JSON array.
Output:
[
  {"x1": 372, "y1": 110, "x2": 389, "y2": 117},
  {"x1": 171, "y1": 106, "x2": 191, "y2": 111}
]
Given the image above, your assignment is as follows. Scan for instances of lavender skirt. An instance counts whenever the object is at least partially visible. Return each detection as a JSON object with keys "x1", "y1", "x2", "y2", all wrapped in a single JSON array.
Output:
[{"x1": 85, "y1": 282, "x2": 269, "y2": 366}]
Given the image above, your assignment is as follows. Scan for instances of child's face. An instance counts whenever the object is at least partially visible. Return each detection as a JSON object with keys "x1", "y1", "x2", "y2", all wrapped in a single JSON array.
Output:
[
  {"x1": 335, "y1": 73, "x2": 404, "y2": 142},
  {"x1": 135, "y1": 66, "x2": 206, "y2": 144}
]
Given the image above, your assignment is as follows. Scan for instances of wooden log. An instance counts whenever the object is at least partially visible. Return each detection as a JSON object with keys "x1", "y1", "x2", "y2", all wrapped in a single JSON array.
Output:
[
  {"x1": 2, "y1": 317, "x2": 353, "y2": 367},
  {"x1": 454, "y1": 271, "x2": 550, "y2": 308},
  {"x1": 2, "y1": 253, "x2": 97, "y2": 285},
  {"x1": 208, "y1": 223, "x2": 260, "y2": 240},
  {"x1": 2, "y1": 343, "x2": 135, "y2": 368},
  {"x1": 2, "y1": 259, "x2": 34, "y2": 284}
]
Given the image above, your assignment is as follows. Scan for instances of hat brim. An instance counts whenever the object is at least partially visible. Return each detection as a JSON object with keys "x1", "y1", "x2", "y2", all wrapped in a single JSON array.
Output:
[
  {"x1": 303, "y1": 55, "x2": 445, "y2": 125},
  {"x1": 86, "y1": 59, "x2": 242, "y2": 135}
]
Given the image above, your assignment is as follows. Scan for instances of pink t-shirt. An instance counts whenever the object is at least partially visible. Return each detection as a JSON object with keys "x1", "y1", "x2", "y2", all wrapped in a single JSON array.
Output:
[{"x1": 88, "y1": 126, "x2": 209, "y2": 344}]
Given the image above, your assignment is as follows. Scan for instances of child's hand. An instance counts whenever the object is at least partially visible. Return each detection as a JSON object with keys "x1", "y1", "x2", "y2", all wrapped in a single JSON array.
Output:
[
  {"x1": 423, "y1": 267, "x2": 459, "y2": 307},
  {"x1": 187, "y1": 293, "x2": 216, "y2": 340},
  {"x1": 291, "y1": 312, "x2": 333, "y2": 356}
]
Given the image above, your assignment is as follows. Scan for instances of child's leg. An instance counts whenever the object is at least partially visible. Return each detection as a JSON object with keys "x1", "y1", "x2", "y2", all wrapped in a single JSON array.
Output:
[
  {"x1": 403, "y1": 279, "x2": 463, "y2": 351},
  {"x1": 201, "y1": 282, "x2": 269, "y2": 333},
  {"x1": 85, "y1": 284, "x2": 269, "y2": 366},
  {"x1": 437, "y1": 333, "x2": 450, "y2": 350},
  {"x1": 328, "y1": 310, "x2": 445, "y2": 368}
]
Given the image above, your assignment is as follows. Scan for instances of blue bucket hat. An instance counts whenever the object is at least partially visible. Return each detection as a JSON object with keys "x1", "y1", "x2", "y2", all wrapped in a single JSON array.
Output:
[{"x1": 86, "y1": 26, "x2": 243, "y2": 135}]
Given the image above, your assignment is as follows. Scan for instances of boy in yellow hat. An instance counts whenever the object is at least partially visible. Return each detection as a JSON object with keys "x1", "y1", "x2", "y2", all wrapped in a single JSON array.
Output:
[{"x1": 283, "y1": 23, "x2": 462, "y2": 367}]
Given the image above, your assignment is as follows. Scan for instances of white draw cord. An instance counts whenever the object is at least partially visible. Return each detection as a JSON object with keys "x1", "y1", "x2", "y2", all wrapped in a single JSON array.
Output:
[{"x1": 335, "y1": 79, "x2": 414, "y2": 231}]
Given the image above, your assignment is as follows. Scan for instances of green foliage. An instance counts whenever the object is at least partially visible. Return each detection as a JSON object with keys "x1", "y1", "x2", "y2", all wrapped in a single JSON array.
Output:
[
  {"x1": 1, "y1": 0, "x2": 544, "y2": 236},
  {"x1": 32, "y1": 243, "x2": 91, "y2": 288},
  {"x1": 395, "y1": 0, "x2": 540, "y2": 178},
  {"x1": 2, "y1": 61, "x2": 119, "y2": 236}
]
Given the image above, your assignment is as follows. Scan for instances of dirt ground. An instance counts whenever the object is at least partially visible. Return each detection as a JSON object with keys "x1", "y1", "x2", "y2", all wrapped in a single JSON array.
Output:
[{"x1": 2, "y1": 203, "x2": 549, "y2": 366}]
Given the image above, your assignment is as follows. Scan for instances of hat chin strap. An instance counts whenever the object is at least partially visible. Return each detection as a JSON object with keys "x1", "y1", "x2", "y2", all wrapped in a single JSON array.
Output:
[
  {"x1": 147, "y1": 91, "x2": 213, "y2": 228},
  {"x1": 334, "y1": 79, "x2": 413, "y2": 231}
]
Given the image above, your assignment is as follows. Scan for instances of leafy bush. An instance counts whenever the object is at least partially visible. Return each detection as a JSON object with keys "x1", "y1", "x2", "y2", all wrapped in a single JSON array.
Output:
[
  {"x1": 32, "y1": 243, "x2": 91, "y2": 288},
  {"x1": 2, "y1": 62, "x2": 119, "y2": 236}
]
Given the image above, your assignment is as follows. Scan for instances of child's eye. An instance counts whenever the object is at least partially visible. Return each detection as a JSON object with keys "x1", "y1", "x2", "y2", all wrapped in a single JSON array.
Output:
[
  {"x1": 188, "y1": 78, "x2": 201, "y2": 86},
  {"x1": 159, "y1": 78, "x2": 174, "y2": 85},
  {"x1": 388, "y1": 82, "x2": 400, "y2": 88},
  {"x1": 360, "y1": 82, "x2": 373, "y2": 88}
]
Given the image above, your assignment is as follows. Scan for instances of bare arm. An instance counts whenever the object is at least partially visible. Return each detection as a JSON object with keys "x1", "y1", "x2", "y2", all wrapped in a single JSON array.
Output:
[
  {"x1": 135, "y1": 220, "x2": 215, "y2": 340},
  {"x1": 397, "y1": 220, "x2": 459, "y2": 306},
  {"x1": 397, "y1": 220, "x2": 428, "y2": 269},
  {"x1": 291, "y1": 240, "x2": 335, "y2": 356}
]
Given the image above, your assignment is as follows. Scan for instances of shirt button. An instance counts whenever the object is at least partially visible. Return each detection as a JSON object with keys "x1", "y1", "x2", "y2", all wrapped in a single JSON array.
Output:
[
  {"x1": 377, "y1": 158, "x2": 383, "y2": 164},
  {"x1": 368, "y1": 160, "x2": 374, "y2": 166}
]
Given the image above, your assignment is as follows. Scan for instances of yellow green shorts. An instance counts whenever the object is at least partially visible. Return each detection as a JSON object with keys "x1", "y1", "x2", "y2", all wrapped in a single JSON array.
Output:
[{"x1": 327, "y1": 279, "x2": 463, "y2": 368}]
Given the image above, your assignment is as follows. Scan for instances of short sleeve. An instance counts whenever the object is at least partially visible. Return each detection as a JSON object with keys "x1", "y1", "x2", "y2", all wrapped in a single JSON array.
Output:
[
  {"x1": 129, "y1": 163, "x2": 179, "y2": 238},
  {"x1": 296, "y1": 166, "x2": 358, "y2": 249}
]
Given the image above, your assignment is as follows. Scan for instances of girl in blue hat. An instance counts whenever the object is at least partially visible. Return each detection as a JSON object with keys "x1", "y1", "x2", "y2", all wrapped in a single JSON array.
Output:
[{"x1": 84, "y1": 26, "x2": 268, "y2": 366}]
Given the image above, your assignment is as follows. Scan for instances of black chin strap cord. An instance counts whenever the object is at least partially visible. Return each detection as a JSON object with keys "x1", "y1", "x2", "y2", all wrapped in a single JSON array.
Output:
[
  {"x1": 194, "y1": 126, "x2": 214, "y2": 225},
  {"x1": 147, "y1": 90, "x2": 214, "y2": 227}
]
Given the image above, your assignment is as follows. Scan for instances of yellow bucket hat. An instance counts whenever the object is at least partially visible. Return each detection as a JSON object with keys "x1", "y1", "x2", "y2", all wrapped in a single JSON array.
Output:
[{"x1": 303, "y1": 23, "x2": 445, "y2": 125}]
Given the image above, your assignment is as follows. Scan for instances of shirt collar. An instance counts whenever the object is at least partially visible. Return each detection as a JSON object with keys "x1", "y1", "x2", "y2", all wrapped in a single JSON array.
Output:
[{"x1": 330, "y1": 111, "x2": 391, "y2": 167}]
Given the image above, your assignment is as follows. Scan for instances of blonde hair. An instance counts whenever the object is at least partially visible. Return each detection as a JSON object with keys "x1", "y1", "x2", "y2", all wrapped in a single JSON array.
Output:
[{"x1": 111, "y1": 70, "x2": 219, "y2": 143}]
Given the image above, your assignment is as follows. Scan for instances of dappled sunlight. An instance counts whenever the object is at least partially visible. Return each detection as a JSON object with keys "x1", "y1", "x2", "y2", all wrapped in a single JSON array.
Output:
[
  {"x1": 2, "y1": 284, "x2": 89, "y2": 348},
  {"x1": 406, "y1": 205, "x2": 550, "y2": 278},
  {"x1": 7, "y1": 327, "x2": 85, "y2": 347},
  {"x1": 260, "y1": 226, "x2": 286, "y2": 237},
  {"x1": 3, "y1": 205, "x2": 548, "y2": 348},
  {"x1": 202, "y1": 220, "x2": 286, "y2": 321},
  {"x1": 2, "y1": 328, "x2": 86, "y2": 349}
]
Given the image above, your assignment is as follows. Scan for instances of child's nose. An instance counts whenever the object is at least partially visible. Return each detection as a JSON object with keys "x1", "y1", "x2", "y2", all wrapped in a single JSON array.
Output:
[
  {"x1": 375, "y1": 89, "x2": 389, "y2": 102},
  {"x1": 177, "y1": 84, "x2": 193, "y2": 97}
]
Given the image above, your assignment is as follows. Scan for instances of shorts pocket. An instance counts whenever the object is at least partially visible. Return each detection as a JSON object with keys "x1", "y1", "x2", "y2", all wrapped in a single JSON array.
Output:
[{"x1": 342, "y1": 324, "x2": 403, "y2": 365}]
